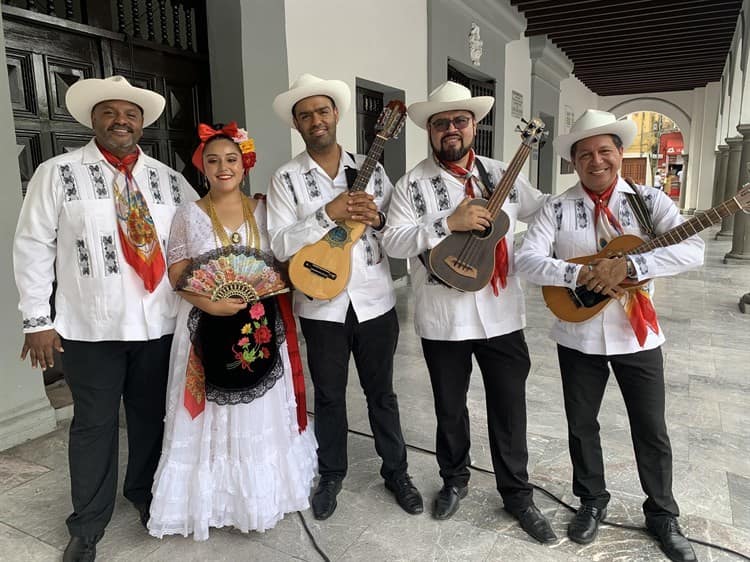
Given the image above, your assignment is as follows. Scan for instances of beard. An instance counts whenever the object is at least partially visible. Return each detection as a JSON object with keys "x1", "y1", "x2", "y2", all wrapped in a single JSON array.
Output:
[
  {"x1": 301, "y1": 125, "x2": 337, "y2": 153},
  {"x1": 432, "y1": 135, "x2": 473, "y2": 163}
]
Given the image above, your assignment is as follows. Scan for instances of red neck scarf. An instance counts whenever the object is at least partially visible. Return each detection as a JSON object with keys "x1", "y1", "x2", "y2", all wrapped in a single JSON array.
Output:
[
  {"x1": 98, "y1": 143, "x2": 165, "y2": 292},
  {"x1": 436, "y1": 149, "x2": 508, "y2": 295},
  {"x1": 582, "y1": 178, "x2": 624, "y2": 249}
]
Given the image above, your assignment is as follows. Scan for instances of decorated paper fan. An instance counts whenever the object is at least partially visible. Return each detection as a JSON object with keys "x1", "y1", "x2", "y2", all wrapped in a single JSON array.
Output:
[{"x1": 177, "y1": 246, "x2": 289, "y2": 303}]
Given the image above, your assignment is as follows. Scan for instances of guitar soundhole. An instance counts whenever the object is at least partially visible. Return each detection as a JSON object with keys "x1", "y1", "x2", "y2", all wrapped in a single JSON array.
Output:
[
  {"x1": 329, "y1": 226, "x2": 348, "y2": 243},
  {"x1": 471, "y1": 223, "x2": 493, "y2": 240},
  {"x1": 568, "y1": 286, "x2": 608, "y2": 308}
]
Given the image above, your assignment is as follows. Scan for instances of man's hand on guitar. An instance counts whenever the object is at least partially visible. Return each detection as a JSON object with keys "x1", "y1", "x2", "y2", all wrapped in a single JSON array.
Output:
[
  {"x1": 325, "y1": 191, "x2": 379, "y2": 225},
  {"x1": 446, "y1": 197, "x2": 492, "y2": 232},
  {"x1": 576, "y1": 257, "x2": 628, "y2": 298}
]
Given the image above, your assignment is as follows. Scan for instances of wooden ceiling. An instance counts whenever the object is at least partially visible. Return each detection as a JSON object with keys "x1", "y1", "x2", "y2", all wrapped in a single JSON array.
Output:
[{"x1": 510, "y1": 0, "x2": 742, "y2": 96}]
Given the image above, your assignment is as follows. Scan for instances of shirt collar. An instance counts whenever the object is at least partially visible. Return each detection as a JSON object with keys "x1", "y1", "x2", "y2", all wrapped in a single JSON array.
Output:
[
  {"x1": 82, "y1": 138, "x2": 145, "y2": 175},
  {"x1": 299, "y1": 145, "x2": 352, "y2": 179}
]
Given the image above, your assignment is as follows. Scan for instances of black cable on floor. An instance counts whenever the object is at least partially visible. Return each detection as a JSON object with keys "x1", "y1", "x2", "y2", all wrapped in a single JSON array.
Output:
[
  {"x1": 344, "y1": 426, "x2": 750, "y2": 562},
  {"x1": 297, "y1": 511, "x2": 331, "y2": 562}
]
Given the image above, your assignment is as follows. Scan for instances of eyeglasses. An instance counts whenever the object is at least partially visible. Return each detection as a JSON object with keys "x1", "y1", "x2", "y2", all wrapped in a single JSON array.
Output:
[{"x1": 429, "y1": 115, "x2": 473, "y2": 132}]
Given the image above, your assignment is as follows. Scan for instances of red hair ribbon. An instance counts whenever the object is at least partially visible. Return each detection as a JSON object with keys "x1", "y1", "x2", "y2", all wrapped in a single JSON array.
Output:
[{"x1": 191, "y1": 121, "x2": 241, "y2": 174}]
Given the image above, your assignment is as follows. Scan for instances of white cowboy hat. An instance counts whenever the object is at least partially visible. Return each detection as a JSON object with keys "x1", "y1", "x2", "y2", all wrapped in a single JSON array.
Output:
[
  {"x1": 407, "y1": 81, "x2": 494, "y2": 129},
  {"x1": 272, "y1": 73, "x2": 351, "y2": 129},
  {"x1": 65, "y1": 75, "x2": 165, "y2": 128},
  {"x1": 555, "y1": 109, "x2": 637, "y2": 161}
]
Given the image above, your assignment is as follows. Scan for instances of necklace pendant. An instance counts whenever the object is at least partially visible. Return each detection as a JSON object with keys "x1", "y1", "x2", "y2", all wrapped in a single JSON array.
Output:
[{"x1": 230, "y1": 231, "x2": 241, "y2": 245}]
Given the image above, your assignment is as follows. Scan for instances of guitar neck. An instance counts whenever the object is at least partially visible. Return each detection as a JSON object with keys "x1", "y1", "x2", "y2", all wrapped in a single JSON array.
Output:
[
  {"x1": 631, "y1": 196, "x2": 744, "y2": 253},
  {"x1": 484, "y1": 144, "x2": 532, "y2": 217},
  {"x1": 351, "y1": 135, "x2": 387, "y2": 192}
]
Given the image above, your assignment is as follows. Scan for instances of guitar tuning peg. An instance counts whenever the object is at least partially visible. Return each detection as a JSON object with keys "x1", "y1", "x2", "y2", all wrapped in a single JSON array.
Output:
[
  {"x1": 515, "y1": 125, "x2": 523, "y2": 132},
  {"x1": 520, "y1": 118, "x2": 528, "y2": 125}
]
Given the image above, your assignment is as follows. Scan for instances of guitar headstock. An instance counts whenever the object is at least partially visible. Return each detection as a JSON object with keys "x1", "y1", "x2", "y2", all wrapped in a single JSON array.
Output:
[
  {"x1": 516, "y1": 117, "x2": 547, "y2": 147},
  {"x1": 375, "y1": 100, "x2": 407, "y2": 140}
]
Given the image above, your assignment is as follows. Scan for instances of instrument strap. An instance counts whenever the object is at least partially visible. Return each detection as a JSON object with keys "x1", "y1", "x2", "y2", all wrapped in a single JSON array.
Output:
[
  {"x1": 473, "y1": 157, "x2": 495, "y2": 198},
  {"x1": 623, "y1": 177, "x2": 655, "y2": 239},
  {"x1": 345, "y1": 151, "x2": 358, "y2": 189}
]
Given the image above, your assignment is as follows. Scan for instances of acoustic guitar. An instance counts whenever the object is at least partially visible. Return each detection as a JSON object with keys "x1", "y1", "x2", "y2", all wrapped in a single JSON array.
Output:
[
  {"x1": 542, "y1": 183, "x2": 750, "y2": 323},
  {"x1": 426, "y1": 118, "x2": 547, "y2": 291},
  {"x1": 288, "y1": 100, "x2": 407, "y2": 300}
]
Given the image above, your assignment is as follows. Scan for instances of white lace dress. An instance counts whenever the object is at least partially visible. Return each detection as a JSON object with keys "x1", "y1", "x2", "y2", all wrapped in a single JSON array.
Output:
[{"x1": 148, "y1": 199, "x2": 317, "y2": 541}]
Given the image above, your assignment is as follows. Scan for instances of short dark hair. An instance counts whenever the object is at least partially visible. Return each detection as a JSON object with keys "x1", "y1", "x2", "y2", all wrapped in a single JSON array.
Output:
[
  {"x1": 570, "y1": 134, "x2": 623, "y2": 160},
  {"x1": 292, "y1": 95, "x2": 337, "y2": 119}
]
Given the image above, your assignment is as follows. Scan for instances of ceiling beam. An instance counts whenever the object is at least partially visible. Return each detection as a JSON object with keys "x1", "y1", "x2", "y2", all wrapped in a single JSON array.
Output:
[
  {"x1": 521, "y1": 0, "x2": 734, "y2": 20},
  {"x1": 557, "y1": 28, "x2": 734, "y2": 53},
  {"x1": 532, "y1": 13, "x2": 736, "y2": 38}
]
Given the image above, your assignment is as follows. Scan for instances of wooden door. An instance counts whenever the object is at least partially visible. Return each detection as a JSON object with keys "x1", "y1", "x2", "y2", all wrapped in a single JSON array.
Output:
[
  {"x1": 621, "y1": 157, "x2": 647, "y2": 185},
  {"x1": 3, "y1": 0, "x2": 211, "y2": 194}
]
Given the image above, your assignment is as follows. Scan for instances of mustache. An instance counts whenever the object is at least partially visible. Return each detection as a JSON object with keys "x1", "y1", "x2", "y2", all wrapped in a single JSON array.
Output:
[{"x1": 108, "y1": 125, "x2": 134, "y2": 133}]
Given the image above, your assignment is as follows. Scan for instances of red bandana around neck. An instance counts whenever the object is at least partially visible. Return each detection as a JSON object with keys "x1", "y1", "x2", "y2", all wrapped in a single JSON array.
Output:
[
  {"x1": 436, "y1": 149, "x2": 508, "y2": 295},
  {"x1": 582, "y1": 178, "x2": 624, "y2": 249},
  {"x1": 98, "y1": 142, "x2": 165, "y2": 292}
]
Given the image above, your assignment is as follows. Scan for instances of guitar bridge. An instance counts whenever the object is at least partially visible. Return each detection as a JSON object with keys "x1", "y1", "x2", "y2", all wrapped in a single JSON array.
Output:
[
  {"x1": 444, "y1": 256, "x2": 478, "y2": 279},
  {"x1": 303, "y1": 261, "x2": 337, "y2": 280}
]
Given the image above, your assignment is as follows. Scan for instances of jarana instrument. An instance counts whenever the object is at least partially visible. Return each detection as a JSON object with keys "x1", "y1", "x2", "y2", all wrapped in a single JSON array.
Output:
[
  {"x1": 542, "y1": 183, "x2": 750, "y2": 322},
  {"x1": 288, "y1": 100, "x2": 407, "y2": 300},
  {"x1": 425, "y1": 118, "x2": 546, "y2": 291}
]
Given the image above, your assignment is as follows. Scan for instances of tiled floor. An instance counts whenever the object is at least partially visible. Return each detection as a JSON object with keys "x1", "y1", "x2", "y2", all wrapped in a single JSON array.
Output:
[{"x1": 1, "y1": 228, "x2": 749, "y2": 561}]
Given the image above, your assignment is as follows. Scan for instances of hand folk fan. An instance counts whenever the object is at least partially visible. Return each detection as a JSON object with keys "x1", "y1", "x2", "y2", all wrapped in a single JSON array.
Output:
[{"x1": 176, "y1": 245, "x2": 290, "y2": 303}]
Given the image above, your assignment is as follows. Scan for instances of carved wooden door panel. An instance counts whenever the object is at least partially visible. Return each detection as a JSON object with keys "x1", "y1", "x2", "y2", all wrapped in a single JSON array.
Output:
[{"x1": 3, "y1": 2, "x2": 211, "y2": 194}]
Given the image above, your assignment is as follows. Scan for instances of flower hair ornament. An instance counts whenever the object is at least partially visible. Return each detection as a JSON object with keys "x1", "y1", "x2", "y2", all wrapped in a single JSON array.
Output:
[{"x1": 191, "y1": 121, "x2": 257, "y2": 175}]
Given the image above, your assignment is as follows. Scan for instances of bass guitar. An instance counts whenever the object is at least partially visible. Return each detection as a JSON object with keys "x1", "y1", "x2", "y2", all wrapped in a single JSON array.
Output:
[
  {"x1": 542, "y1": 183, "x2": 750, "y2": 322},
  {"x1": 288, "y1": 100, "x2": 407, "y2": 300},
  {"x1": 426, "y1": 118, "x2": 546, "y2": 291}
]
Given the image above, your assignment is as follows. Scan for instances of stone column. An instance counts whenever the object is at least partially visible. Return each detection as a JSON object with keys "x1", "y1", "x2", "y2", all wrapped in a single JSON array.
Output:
[
  {"x1": 724, "y1": 125, "x2": 750, "y2": 262},
  {"x1": 678, "y1": 153, "x2": 688, "y2": 210},
  {"x1": 717, "y1": 137, "x2": 742, "y2": 239},
  {"x1": 711, "y1": 149, "x2": 723, "y2": 206},
  {"x1": 0, "y1": 13, "x2": 56, "y2": 450}
]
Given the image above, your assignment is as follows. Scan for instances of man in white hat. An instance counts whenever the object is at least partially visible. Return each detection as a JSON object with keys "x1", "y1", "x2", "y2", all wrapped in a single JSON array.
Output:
[
  {"x1": 267, "y1": 74, "x2": 423, "y2": 520},
  {"x1": 516, "y1": 110, "x2": 702, "y2": 562},
  {"x1": 13, "y1": 75, "x2": 196, "y2": 561},
  {"x1": 382, "y1": 81, "x2": 555, "y2": 542}
]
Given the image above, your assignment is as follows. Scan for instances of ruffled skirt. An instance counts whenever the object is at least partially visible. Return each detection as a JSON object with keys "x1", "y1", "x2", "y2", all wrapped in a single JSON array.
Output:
[{"x1": 148, "y1": 301, "x2": 317, "y2": 541}]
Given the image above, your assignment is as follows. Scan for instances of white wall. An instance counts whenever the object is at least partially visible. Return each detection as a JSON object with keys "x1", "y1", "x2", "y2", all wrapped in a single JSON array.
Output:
[
  {"x1": 504, "y1": 37, "x2": 531, "y2": 176},
  {"x1": 556, "y1": 76, "x2": 597, "y2": 193},
  {"x1": 283, "y1": 0, "x2": 428, "y2": 173}
]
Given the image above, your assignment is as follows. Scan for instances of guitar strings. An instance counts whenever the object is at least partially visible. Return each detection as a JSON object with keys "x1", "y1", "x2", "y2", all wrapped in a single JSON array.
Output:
[{"x1": 453, "y1": 147, "x2": 531, "y2": 273}]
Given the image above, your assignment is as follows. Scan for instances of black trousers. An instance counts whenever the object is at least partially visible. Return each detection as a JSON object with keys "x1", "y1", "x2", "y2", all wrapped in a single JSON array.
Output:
[
  {"x1": 300, "y1": 306, "x2": 407, "y2": 481},
  {"x1": 557, "y1": 344, "x2": 679, "y2": 518},
  {"x1": 421, "y1": 330, "x2": 533, "y2": 512},
  {"x1": 62, "y1": 336, "x2": 172, "y2": 536}
]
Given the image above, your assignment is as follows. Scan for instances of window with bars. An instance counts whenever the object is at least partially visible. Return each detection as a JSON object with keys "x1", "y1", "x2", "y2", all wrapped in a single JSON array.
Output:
[{"x1": 447, "y1": 65, "x2": 495, "y2": 158}]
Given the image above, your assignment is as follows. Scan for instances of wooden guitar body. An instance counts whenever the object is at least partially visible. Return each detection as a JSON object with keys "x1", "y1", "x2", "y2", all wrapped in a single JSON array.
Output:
[
  {"x1": 288, "y1": 220, "x2": 366, "y2": 300},
  {"x1": 428, "y1": 199, "x2": 510, "y2": 291},
  {"x1": 541, "y1": 234, "x2": 646, "y2": 323}
]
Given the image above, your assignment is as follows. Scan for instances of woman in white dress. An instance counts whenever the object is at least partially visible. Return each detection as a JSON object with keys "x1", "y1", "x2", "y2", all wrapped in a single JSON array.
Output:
[{"x1": 148, "y1": 122, "x2": 317, "y2": 541}]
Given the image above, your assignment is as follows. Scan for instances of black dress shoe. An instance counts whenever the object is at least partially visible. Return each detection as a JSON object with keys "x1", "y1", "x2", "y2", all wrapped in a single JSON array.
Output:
[
  {"x1": 646, "y1": 516, "x2": 697, "y2": 562},
  {"x1": 507, "y1": 504, "x2": 557, "y2": 544},
  {"x1": 311, "y1": 477, "x2": 343, "y2": 520},
  {"x1": 134, "y1": 502, "x2": 150, "y2": 529},
  {"x1": 63, "y1": 533, "x2": 103, "y2": 562},
  {"x1": 433, "y1": 485, "x2": 468, "y2": 520},
  {"x1": 568, "y1": 505, "x2": 607, "y2": 544},
  {"x1": 384, "y1": 473, "x2": 424, "y2": 514}
]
